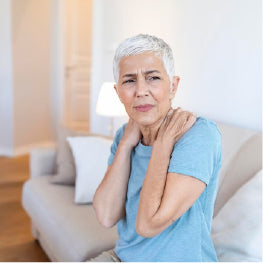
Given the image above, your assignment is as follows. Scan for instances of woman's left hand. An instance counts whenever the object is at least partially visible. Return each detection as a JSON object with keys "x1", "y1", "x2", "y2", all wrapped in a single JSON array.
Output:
[{"x1": 155, "y1": 107, "x2": 197, "y2": 150}]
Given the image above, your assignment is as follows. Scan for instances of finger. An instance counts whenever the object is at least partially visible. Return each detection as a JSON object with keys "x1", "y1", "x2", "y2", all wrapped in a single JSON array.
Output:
[
  {"x1": 168, "y1": 110, "x2": 194, "y2": 134},
  {"x1": 167, "y1": 108, "x2": 174, "y2": 116},
  {"x1": 171, "y1": 107, "x2": 185, "y2": 119},
  {"x1": 166, "y1": 109, "x2": 180, "y2": 127},
  {"x1": 158, "y1": 108, "x2": 174, "y2": 135},
  {"x1": 170, "y1": 111, "x2": 188, "y2": 133},
  {"x1": 174, "y1": 107, "x2": 182, "y2": 113},
  {"x1": 164, "y1": 108, "x2": 175, "y2": 124},
  {"x1": 187, "y1": 113, "x2": 196, "y2": 122},
  {"x1": 179, "y1": 113, "x2": 196, "y2": 133},
  {"x1": 170, "y1": 109, "x2": 188, "y2": 125},
  {"x1": 176, "y1": 111, "x2": 195, "y2": 131},
  {"x1": 169, "y1": 113, "x2": 190, "y2": 142},
  {"x1": 184, "y1": 113, "x2": 196, "y2": 129},
  {"x1": 165, "y1": 109, "x2": 174, "y2": 127},
  {"x1": 168, "y1": 107, "x2": 181, "y2": 120},
  {"x1": 177, "y1": 111, "x2": 189, "y2": 127},
  {"x1": 164, "y1": 108, "x2": 173, "y2": 123}
]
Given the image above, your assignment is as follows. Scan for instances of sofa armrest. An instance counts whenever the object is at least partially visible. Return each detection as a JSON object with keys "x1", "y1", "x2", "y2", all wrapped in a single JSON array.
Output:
[{"x1": 30, "y1": 146, "x2": 57, "y2": 178}]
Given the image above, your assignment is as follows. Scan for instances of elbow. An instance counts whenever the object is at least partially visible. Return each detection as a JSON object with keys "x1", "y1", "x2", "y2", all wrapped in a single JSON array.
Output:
[
  {"x1": 136, "y1": 227, "x2": 153, "y2": 238},
  {"x1": 94, "y1": 206, "x2": 116, "y2": 228},
  {"x1": 99, "y1": 218, "x2": 116, "y2": 228},
  {"x1": 92, "y1": 201, "x2": 117, "y2": 229},
  {"x1": 136, "y1": 220, "x2": 157, "y2": 238},
  {"x1": 93, "y1": 204, "x2": 115, "y2": 228}
]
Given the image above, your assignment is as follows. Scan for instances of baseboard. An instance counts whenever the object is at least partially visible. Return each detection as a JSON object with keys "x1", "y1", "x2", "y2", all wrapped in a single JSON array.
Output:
[
  {"x1": 0, "y1": 141, "x2": 56, "y2": 157},
  {"x1": 0, "y1": 147, "x2": 14, "y2": 157}
]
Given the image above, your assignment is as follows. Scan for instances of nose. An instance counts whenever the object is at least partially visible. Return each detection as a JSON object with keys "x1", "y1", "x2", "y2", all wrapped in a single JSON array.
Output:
[{"x1": 135, "y1": 78, "x2": 149, "y2": 98}]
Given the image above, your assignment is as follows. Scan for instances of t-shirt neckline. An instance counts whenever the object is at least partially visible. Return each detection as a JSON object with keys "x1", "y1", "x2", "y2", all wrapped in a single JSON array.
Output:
[{"x1": 135, "y1": 139, "x2": 153, "y2": 157}]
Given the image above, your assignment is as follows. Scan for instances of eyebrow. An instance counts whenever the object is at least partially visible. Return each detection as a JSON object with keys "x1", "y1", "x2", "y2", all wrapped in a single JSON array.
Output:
[{"x1": 122, "y1": 70, "x2": 161, "y2": 78}]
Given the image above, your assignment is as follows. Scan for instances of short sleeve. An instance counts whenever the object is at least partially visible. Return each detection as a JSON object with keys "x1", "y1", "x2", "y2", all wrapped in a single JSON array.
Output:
[
  {"x1": 107, "y1": 123, "x2": 127, "y2": 166},
  {"x1": 168, "y1": 117, "x2": 222, "y2": 185}
]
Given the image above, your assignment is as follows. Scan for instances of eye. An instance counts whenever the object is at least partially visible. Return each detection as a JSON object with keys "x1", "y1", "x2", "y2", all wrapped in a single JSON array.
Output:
[
  {"x1": 148, "y1": 76, "x2": 160, "y2": 81},
  {"x1": 123, "y1": 79, "x2": 135, "y2": 84}
]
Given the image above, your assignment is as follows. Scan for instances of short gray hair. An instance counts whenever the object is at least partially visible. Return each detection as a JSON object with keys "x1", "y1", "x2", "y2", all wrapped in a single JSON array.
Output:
[{"x1": 113, "y1": 34, "x2": 175, "y2": 83}]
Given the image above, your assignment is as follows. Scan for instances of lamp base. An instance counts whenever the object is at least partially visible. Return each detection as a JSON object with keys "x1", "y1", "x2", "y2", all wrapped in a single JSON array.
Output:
[{"x1": 109, "y1": 117, "x2": 114, "y2": 137}]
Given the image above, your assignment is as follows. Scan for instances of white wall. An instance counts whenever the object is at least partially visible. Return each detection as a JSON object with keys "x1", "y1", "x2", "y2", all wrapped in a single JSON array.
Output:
[
  {"x1": 12, "y1": 0, "x2": 54, "y2": 151},
  {"x1": 0, "y1": 0, "x2": 14, "y2": 155},
  {"x1": 0, "y1": 0, "x2": 55, "y2": 157},
  {"x1": 50, "y1": 0, "x2": 64, "y2": 141},
  {"x1": 91, "y1": 0, "x2": 262, "y2": 136}
]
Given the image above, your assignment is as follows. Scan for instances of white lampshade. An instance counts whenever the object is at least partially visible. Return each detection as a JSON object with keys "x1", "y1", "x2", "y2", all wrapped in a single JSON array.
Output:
[{"x1": 96, "y1": 82, "x2": 127, "y2": 117}]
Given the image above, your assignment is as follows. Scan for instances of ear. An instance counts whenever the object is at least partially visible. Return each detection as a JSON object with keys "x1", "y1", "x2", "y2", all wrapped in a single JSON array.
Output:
[
  {"x1": 169, "y1": 76, "x2": 180, "y2": 100},
  {"x1": 114, "y1": 84, "x2": 123, "y2": 103}
]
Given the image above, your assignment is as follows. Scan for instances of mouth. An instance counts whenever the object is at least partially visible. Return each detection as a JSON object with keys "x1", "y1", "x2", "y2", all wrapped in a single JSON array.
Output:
[{"x1": 134, "y1": 104, "x2": 154, "y2": 112}]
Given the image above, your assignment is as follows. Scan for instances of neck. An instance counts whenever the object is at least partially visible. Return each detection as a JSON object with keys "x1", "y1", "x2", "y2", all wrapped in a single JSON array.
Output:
[{"x1": 140, "y1": 118, "x2": 164, "y2": 146}]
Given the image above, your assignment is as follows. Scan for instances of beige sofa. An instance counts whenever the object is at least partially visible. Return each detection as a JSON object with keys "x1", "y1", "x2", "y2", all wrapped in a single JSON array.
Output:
[{"x1": 22, "y1": 122, "x2": 262, "y2": 262}]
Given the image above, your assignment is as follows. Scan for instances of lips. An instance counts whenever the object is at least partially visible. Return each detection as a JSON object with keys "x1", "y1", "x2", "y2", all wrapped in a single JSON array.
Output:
[{"x1": 134, "y1": 104, "x2": 154, "y2": 112}]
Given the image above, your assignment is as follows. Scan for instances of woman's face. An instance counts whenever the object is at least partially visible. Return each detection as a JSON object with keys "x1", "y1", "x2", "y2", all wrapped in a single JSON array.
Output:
[{"x1": 116, "y1": 53, "x2": 179, "y2": 127}]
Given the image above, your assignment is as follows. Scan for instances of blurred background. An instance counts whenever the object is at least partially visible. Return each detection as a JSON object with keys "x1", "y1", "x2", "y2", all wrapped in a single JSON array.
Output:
[
  {"x1": 0, "y1": 0, "x2": 261, "y2": 261},
  {"x1": 0, "y1": 0, "x2": 262, "y2": 157}
]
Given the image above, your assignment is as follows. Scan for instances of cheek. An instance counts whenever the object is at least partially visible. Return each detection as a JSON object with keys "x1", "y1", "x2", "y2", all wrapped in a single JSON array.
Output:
[
  {"x1": 118, "y1": 90, "x2": 133, "y2": 104},
  {"x1": 151, "y1": 88, "x2": 170, "y2": 103}
]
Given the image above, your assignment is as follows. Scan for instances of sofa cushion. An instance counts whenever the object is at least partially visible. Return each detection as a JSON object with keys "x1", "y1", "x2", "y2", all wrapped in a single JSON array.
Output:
[
  {"x1": 67, "y1": 136, "x2": 113, "y2": 204},
  {"x1": 51, "y1": 126, "x2": 89, "y2": 185},
  {"x1": 214, "y1": 123, "x2": 261, "y2": 216},
  {"x1": 22, "y1": 176, "x2": 118, "y2": 262},
  {"x1": 211, "y1": 169, "x2": 262, "y2": 262},
  {"x1": 214, "y1": 132, "x2": 262, "y2": 216}
]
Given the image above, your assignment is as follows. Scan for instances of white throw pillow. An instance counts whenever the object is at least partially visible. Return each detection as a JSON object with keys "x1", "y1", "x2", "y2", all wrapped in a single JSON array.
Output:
[
  {"x1": 67, "y1": 136, "x2": 113, "y2": 204},
  {"x1": 211, "y1": 169, "x2": 262, "y2": 262}
]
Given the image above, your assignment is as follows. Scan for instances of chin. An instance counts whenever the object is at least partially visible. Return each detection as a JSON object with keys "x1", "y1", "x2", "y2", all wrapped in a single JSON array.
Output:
[
  {"x1": 127, "y1": 107, "x2": 165, "y2": 127},
  {"x1": 131, "y1": 114, "x2": 159, "y2": 127}
]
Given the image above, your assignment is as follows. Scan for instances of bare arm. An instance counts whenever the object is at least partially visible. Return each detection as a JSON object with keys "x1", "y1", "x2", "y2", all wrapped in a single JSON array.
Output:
[
  {"x1": 93, "y1": 119, "x2": 141, "y2": 228},
  {"x1": 136, "y1": 145, "x2": 205, "y2": 237},
  {"x1": 136, "y1": 108, "x2": 205, "y2": 237}
]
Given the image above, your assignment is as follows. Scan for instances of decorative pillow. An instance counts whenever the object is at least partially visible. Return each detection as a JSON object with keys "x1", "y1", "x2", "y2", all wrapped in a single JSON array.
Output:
[
  {"x1": 211, "y1": 169, "x2": 262, "y2": 262},
  {"x1": 67, "y1": 136, "x2": 113, "y2": 204},
  {"x1": 50, "y1": 126, "x2": 89, "y2": 185}
]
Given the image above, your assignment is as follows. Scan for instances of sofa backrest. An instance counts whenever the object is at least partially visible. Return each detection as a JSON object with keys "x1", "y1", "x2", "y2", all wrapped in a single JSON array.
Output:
[{"x1": 214, "y1": 122, "x2": 262, "y2": 216}]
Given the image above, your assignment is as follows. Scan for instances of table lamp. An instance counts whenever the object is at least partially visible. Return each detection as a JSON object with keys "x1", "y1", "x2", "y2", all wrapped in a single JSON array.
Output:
[{"x1": 96, "y1": 82, "x2": 127, "y2": 136}]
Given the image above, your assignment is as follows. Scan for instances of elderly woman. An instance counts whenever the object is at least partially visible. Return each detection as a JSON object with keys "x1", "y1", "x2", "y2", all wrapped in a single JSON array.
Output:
[{"x1": 91, "y1": 34, "x2": 222, "y2": 262}]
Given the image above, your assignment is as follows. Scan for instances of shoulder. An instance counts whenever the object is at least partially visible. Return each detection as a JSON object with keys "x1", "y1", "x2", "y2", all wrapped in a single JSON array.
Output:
[
  {"x1": 188, "y1": 117, "x2": 220, "y2": 136},
  {"x1": 112, "y1": 122, "x2": 128, "y2": 145},
  {"x1": 177, "y1": 117, "x2": 221, "y2": 146},
  {"x1": 108, "y1": 123, "x2": 128, "y2": 164},
  {"x1": 172, "y1": 116, "x2": 222, "y2": 159},
  {"x1": 169, "y1": 117, "x2": 222, "y2": 183}
]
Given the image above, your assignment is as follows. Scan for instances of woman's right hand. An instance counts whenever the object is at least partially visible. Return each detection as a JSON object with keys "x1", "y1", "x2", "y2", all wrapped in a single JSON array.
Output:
[{"x1": 120, "y1": 118, "x2": 142, "y2": 149}]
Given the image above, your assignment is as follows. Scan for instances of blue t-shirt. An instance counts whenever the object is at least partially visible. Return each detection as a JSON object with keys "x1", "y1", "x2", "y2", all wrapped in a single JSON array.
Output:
[{"x1": 107, "y1": 117, "x2": 222, "y2": 262}]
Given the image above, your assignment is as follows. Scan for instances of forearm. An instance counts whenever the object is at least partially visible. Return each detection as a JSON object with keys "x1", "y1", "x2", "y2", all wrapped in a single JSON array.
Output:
[
  {"x1": 93, "y1": 141, "x2": 132, "y2": 228},
  {"x1": 137, "y1": 141, "x2": 172, "y2": 226}
]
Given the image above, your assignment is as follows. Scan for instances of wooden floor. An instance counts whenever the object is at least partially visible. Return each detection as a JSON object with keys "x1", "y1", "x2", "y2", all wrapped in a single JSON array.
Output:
[{"x1": 0, "y1": 155, "x2": 50, "y2": 262}]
